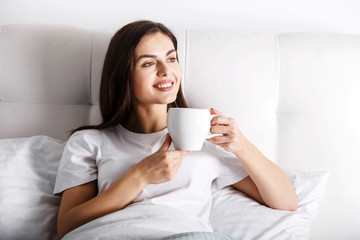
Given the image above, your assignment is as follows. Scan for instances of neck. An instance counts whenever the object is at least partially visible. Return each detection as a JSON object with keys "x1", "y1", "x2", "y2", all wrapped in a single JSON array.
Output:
[{"x1": 124, "y1": 104, "x2": 168, "y2": 134}]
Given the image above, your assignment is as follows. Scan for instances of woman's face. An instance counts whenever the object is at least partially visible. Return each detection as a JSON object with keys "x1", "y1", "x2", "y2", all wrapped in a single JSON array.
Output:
[{"x1": 132, "y1": 32, "x2": 181, "y2": 108}]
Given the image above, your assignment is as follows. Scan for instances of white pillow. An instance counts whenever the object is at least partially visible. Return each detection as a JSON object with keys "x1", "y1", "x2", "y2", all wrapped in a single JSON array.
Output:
[
  {"x1": 210, "y1": 171, "x2": 329, "y2": 240},
  {"x1": 0, "y1": 136, "x2": 65, "y2": 240}
]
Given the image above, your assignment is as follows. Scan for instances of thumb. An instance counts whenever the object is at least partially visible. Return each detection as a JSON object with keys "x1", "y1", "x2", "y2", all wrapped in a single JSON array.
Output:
[{"x1": 157, "y1": 134, "x2": 171, "y2": 152}]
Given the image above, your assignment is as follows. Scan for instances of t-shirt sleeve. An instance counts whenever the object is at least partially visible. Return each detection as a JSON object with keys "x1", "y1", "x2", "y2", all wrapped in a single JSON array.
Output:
[
  {"x1": 214, "y1": 145, "x2": 248, "y2": 190},
  {"x1": 53, "y1": 130, "x2": 99, "y2": 195}
]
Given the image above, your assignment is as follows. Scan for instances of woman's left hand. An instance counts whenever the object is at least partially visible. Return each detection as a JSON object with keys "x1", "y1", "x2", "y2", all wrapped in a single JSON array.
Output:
[
  {"x1": 206, "y1": 108, "x2": 248, "y2": 154},
  {"x1": 207, "y1": 109, "x2": 299, "y2": 211}
]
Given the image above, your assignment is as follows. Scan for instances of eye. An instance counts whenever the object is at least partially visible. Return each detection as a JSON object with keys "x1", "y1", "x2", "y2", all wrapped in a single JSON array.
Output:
[
  {"x1": 143, "y1": 62, "x2": 155, "y2": 67},
  {"x1": 167, "y1": 57, "x2": 177, "y2": 63}
]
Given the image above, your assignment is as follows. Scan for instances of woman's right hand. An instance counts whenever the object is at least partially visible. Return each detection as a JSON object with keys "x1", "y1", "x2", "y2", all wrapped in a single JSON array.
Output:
[
  {"x1": 57, "y1": 134, "x2": 188, "y2": 239},
  {"x1": 135, "y1": 134, "x2": 189, "y2": 185}
]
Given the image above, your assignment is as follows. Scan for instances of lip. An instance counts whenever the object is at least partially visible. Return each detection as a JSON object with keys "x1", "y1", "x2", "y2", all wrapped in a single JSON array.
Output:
[{"x1": 153, "y1": 80, "x2": 175, "y2": 92}]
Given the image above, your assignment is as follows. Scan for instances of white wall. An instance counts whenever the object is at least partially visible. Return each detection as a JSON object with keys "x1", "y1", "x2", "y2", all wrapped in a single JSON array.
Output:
[{"x1": 1, "y1": 0, "x2": 360, "y2": 34}]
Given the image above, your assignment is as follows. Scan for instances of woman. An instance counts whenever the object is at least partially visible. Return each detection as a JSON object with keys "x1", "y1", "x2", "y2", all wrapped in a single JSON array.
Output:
[{"x1": 54, "y1": 20, "x2": 298, "y2": 239}]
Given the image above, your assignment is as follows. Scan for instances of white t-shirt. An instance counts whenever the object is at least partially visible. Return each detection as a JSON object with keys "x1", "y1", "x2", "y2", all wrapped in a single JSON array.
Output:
[{"x1": 54, "y1": 124, "x2": 248, "y2": 230}]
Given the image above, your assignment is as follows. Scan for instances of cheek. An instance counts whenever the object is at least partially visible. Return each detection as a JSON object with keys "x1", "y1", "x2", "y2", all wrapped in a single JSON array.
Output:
[
  {"x1": 174, "y1": 64, "x2": 181, "y2": 80},
  {"x1": 133, "y1": 82, "x2": 152, "y2": 100},
  {"x1": 132, "y1": 73, "x2": 152, "y2": 99},
  {"x1": 172, "y1": 64, "x2": 181, "y2": 93}
]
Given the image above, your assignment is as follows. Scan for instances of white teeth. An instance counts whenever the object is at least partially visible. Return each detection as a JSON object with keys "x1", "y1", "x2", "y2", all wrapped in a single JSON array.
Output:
[{"x1": 156, "y1": 83, "x2": 172, "y2": 88}]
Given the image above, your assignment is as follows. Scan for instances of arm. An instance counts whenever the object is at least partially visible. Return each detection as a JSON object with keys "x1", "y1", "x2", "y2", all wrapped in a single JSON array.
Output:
[
  {"x1": 207, "y1": 108, "x2": 298, "y2": 211},
  {"x1": 231, "y1": 141, "x2": 298, "y2": 211},
  {"x1": 57, "y1": 167, "x2": 146, "y2": 239},
  {"x1": 57, "y1": 134, "x2": 188, "y2": 239}
]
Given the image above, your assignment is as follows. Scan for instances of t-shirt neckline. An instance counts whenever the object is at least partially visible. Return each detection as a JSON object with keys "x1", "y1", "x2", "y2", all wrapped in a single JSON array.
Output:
[{"x1": 116, "y1": 124, "x2": 168, "y2": 140}]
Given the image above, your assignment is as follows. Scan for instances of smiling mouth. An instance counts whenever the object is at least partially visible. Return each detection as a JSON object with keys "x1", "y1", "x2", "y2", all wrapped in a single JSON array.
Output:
[{"x1": 154, "y1": 81, "x2": 174, "y2": 89}]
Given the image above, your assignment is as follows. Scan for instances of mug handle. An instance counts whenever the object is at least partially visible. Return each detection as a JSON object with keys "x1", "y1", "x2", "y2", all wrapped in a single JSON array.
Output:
[{"x1": 206, "y1": 114, "x2": 222, "y2": 139}]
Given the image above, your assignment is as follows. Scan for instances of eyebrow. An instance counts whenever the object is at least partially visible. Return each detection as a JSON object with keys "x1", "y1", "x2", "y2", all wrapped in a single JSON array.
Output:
[{"x1": 136, "y1": 49, "x2": 176, "y2": 62}]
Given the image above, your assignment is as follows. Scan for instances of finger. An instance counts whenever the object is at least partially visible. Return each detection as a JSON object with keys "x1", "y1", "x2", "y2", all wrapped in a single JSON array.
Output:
[
  {"x1": 174, "y1": 159, "x2": 183, "y2": 170},
  {"x1": 210, "y1": 125, "x2": 230, "y2": 134},
  {"x1": 171, "y1": 155, "x2": 184, "y2": 167},
  {"x1": 157, "y1": 134, "x2": 171, "y2": 152},
  {"x1": 163, "y1": 155, "x2": 184, "y2": 172},
  {"x1": 210, "y1": 108, "x2": 222, "y2": 115},
  {"x1": 207, "y1": 135, "x2": 230, "y2": 144},
  {"x1": 211, "y1": 115, "x2": 232, "y2": 126},
  {"x1": 169, "y1": 150, "x2": 190, "y2": 158}
]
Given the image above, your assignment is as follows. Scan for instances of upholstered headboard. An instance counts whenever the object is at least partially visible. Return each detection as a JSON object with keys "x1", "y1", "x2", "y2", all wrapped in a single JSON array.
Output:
[
  {"x1": 0, "y1": 25, "x2": 109, "y2": 140},
  {"x1": 1, "y1": 24, "x2": 360, "y2": 239}
]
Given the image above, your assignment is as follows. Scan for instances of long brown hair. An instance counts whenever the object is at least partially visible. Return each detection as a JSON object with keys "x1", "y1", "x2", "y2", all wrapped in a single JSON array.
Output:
[{"x1": 70, "y1": 20, "x2": 188, "y2": 135}]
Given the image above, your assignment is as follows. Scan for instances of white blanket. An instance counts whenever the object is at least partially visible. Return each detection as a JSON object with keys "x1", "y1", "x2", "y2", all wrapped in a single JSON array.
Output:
[
  {"x1": 0, "y1": 136, "x2": 329, "y2": 240},
  {"x1": 63, "y1": 203, "x2": 212, "y2": 240}
]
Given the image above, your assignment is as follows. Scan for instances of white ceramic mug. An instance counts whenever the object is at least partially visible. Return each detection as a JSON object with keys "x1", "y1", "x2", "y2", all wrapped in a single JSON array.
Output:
[{"x1": 167, "y1": 108, "x2": 218, "y2": 151}]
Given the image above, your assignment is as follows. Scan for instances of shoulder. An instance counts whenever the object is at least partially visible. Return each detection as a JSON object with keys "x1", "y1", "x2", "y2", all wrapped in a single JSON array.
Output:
[
  {"x1": 67, "y1": 128, "x2": 109, "y2": 148},
  {"x1": 70, "y1": 129, "x2": 102, "y2": 140},
  {"x1": 69, "y1": 126, "x2": 123, "y2": 148}
]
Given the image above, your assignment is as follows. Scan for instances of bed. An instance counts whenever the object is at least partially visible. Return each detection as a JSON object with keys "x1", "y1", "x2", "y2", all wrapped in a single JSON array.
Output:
[{"x1": 1, "y1": 24, "x2": 359, "y2": 239}]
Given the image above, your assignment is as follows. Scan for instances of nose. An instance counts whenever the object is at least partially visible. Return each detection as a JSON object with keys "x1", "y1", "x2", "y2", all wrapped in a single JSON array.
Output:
[{"x1": 157, "y1": 61, "x2": 170, "y2": 77}]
